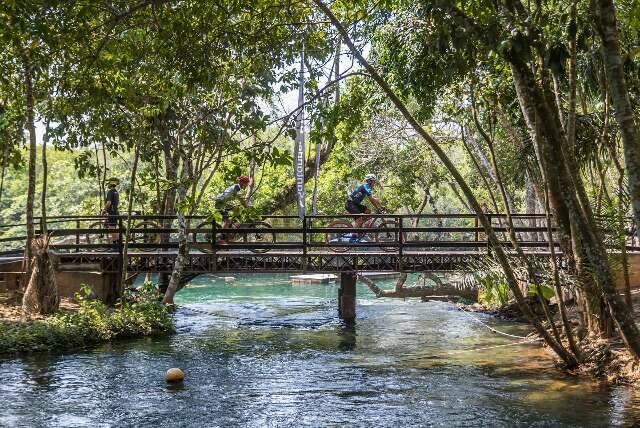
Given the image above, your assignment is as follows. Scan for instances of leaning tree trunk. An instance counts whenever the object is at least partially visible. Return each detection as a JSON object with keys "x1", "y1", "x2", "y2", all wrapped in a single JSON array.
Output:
[
  {"x1": 313, "y1": 0, "x2": 578, "y2": 367},
  {"x1": 510, "y1": 57, "x2": 640, "y2": 357},
  {"x1": 22, "y1": 235, "x2": 59, "y2": 315},
  {"x1": 595, "y1": 0, "x2": 640, "y2": 246}
]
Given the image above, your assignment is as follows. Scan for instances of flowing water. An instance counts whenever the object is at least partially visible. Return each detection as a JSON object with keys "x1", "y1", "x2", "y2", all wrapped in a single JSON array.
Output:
[{"x1": 2, "y1": 274, "x2": 640, "y2": 427}]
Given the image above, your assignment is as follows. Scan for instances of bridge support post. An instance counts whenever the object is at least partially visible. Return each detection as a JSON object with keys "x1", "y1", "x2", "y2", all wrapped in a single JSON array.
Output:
[{"x1": 338, "y1": 272, "x2": 356, "y2": 322}]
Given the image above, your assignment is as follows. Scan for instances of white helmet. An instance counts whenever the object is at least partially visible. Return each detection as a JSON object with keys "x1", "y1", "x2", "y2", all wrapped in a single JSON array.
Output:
[{"x1": 365, "y1": 174, "x2": 377, "y2": 182}]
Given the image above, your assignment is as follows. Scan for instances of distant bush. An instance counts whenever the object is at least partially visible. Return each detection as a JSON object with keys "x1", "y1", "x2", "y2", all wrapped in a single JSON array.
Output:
[{"x1": 0, "y1": 283, "x2": 174, "y2": 355}]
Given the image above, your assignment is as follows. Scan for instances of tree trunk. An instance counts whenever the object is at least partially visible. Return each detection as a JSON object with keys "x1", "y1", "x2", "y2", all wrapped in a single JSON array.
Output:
[
  {"x1": 41, "y1": 118, "x2": 50, "y2": 235},
  {"x1": 424, "y1": 188, "x2": 445, "y2": 241},
  {"x1": 155, "y1": 113, "x2": 179, "y2": 294},
  {"x1": 22, "y1": 55, "x2": 37, "y2": 269},
  {"x1": 120, "y1": 147, "x2": 139, "y2": 289},
  {"x1": 551, "y1": 71, "x2": 565, "y2": 130},
  {"x1": 162, "y1": 179, "x2": 188, "y2": 305},
  {"x1": 567, "y1": 0, "x2": 578, "y2": 149},
  {"x1": 462, "y1": 130, "x2": 502, "y2": 214},
  {"x1": 510, "y1": 58, "x2": 640, "y2": 357},
  {"x1": 94, "y1": 142, "x2": 104, "y2": 210},
  {"x1": 619, "y1": 176, "x2": 633, "y2": 312},
  {"x1": 22, "y1": 235, "x2": 59, "y2": 315},
  {"x1": 0, "y1": 142, "x2": 8, "y2": 206},
  {"x1": 543, "y1": 182, "x2": 581, "y2": 358},
  {"x1": 466, "y1": 129, "x2": 514, "y2": 212},
  {"x1": 448, "y1": 181, "x2": 472, "y2": 212},
  {"x1": 595, "y1": 0, "x2": 640, "y2": 248},
  {"x1": 525, "y1": 171, "x2": 540, "y2": 241}
]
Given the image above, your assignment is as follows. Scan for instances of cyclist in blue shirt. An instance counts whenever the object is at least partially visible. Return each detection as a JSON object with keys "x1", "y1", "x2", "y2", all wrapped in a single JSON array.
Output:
[{"x1": 345, "y1": 174, "x2": 384, "y2": 230}]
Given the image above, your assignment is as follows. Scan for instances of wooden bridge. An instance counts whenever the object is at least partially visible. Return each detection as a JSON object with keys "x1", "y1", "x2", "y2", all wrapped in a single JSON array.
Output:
[
  {"x1": 1, "y1": 213, "x2": 637, "y2": 320},
  {"x1": 0, "y1": 213, "x2": 593, "y2": 273}
]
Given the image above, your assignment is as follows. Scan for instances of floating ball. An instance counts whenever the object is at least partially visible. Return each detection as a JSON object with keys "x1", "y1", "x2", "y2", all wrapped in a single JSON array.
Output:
[{"x1": 164, "y1": 368, "x2": 184, "y2": 382}]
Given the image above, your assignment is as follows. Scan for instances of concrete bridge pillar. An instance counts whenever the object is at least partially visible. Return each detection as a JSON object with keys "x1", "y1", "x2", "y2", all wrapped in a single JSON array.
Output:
[{"x1": 338, "y1": 272, "x2": 356, "y2": 322}]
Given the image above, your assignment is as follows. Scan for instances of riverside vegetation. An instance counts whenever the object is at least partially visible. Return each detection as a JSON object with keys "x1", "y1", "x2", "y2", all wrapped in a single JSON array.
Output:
[{"x1": 0, "y1": 284, "x2": 174, "y2": 355}]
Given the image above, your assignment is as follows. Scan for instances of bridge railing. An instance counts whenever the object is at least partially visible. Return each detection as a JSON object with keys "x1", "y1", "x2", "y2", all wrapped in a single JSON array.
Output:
[{"x1": 0, "y1": 213, "x2": 638, "y2": 255}]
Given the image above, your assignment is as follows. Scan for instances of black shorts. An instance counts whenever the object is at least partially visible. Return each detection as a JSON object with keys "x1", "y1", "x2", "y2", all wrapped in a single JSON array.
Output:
[
  {"x1": 218, "y1": 207, "x2": 230, "y2": 220},
  {"x1": 345, "y1": 200, "x2": 367, "y2": 214},
  {"x1": 105, "y1": 215, "x2": 118, "y2": 226}
]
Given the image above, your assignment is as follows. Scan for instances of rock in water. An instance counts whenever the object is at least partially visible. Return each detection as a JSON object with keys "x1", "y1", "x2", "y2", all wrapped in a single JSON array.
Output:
[{"x1": 165, "y1": 368, "x2": 185, "y2": 382}]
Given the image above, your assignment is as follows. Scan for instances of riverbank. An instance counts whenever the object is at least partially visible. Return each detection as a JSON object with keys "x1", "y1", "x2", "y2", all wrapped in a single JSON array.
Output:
[
  {"x1": 458, "y1": 290, "x2": 640, "y2": 385},
  {"x1": 0, "y1": 287, "x2": 174, "y2": 355}
]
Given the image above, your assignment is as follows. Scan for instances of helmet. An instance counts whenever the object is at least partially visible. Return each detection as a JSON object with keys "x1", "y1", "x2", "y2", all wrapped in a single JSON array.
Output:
[
  {"x1": 107, "y1": 177, "x2": 120, "y2": 185},
  {"x1": 238, "y1": 175, "x2": 251, "y2": 185},
  {"x1": 365, "y1": 174, "x2": 377, "y2": 182}
]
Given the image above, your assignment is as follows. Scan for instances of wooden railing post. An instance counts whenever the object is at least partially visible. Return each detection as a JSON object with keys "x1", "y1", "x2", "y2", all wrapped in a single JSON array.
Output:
[
  {"x1": 211, "y1": 220, "x2": 218, "y2": 272},
  {"x1": 474, "y1": 215, "x2": 479, "y2": 244},
  {"x1": 117, "y1": 217, "x2": 124, "y2": 297},
  {"x1": 302, "y1": 216, "x2": 308, "y2": 271},
  {"x1": 75, "y1": 219, "x2": 80, "y2": 252},
  {"x1": 486, "y1": 213, "x2": 492, "y2": 256},
  {"x1": 211, "y1": 219, "x2": 217, "y2": 260}
]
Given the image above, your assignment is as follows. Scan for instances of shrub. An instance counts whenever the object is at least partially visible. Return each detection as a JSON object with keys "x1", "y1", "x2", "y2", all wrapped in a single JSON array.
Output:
[{"x1": 0, "y1": 284, "x2": 174, "y2": 355}]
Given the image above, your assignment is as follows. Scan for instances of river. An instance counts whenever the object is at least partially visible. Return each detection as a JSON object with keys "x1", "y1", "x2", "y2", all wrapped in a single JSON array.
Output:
[{"x1": 1, "y1": 274, "x2": 639, "y2": 427}]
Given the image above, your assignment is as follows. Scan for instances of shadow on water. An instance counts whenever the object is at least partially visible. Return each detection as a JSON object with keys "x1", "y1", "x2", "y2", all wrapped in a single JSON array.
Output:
[
  {"x1": 337, "y1": 323, "x2": 357, "y2": 351},
  {"x1": 2, "y1": 273, "x2": 640, "y2": 427}
]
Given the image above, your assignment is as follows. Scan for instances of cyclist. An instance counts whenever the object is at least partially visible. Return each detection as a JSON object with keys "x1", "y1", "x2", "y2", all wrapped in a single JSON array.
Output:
[
  {"x1": 101, "y1": 177, "x2": 120, "y2": 243},
  {"x1": 214, "y1": 175, "x2": 251, "y2": 244},
  {"x1": 345, "y1": 174, "x2": 385, "y2": 240}
]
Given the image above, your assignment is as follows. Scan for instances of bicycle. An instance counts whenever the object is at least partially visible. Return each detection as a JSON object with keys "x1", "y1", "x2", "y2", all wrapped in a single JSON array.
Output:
[
  {"x1": 86, "y1": 217, "x2": 161, "y2": 252},
  {"x1": 324, "y1": 210, "x2": 400, "y2": 253},
  {"x1": 192, "y1": 218, "x2": 275, "y2": 254}
]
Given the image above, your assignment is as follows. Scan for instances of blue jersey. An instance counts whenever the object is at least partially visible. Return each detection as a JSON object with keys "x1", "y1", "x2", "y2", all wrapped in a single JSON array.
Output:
[{"x1": 349, "y1": 183, "x2": 373, "y2": 204}]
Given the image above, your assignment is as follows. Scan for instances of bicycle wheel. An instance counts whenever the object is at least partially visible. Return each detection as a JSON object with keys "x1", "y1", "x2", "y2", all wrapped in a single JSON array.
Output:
[
  {"x1": 130, "y1": 220, "x2": 161, "y2": 252},
  {"x1": 191, "y1": 221, "x2": 213, "y2": 253},
  {"x1": 325, "y1": 219, "x2": 353, "y2": 253},
  {"x1": 375, "y1": 220, "x2": 401, "y2": 252},
  {"x1": 243, "y1": 221, "x2": 276, "y2": 253},
  {"x1": 86, "y1": 221, "x2": 113, "y2": 248}
]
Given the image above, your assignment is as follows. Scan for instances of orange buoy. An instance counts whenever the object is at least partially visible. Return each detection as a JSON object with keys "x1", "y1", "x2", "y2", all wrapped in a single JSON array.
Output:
[{"x1": 164, "y1": 368, "x2": 185, "y2": 382}]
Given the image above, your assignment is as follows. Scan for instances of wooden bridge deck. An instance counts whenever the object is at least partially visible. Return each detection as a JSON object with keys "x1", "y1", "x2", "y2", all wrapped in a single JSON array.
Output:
[
  {"x1": 50, "y1": 249, "x2": 561, "y2": 274},
  {"x1": 0, "y1": 213, "x2": 635, "y2": 275}
]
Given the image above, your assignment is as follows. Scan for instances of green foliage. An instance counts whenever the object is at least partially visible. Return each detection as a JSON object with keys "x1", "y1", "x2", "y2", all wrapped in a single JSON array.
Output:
[
  {"x1": 0, "y1": 147, "x2": 135, "y2": 234},
  {"x1": 0, "y1": 284, "x2": 174, "y2": 355},
  {"x1": 477, "y1": 275, "x2": 510, "y2": 308},
  {"x1": 527, "y1": 284, "x2": 555, "y2": 300}
]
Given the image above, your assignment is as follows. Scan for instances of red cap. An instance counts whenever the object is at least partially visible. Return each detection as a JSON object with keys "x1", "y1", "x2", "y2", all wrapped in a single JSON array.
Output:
[{"x1": 238, "y1": 175, "x2": 251, "y2": 185}]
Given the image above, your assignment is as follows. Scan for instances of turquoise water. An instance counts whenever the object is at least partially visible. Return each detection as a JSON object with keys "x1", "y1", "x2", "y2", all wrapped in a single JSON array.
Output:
[{"x1": 1, "y1": 273, "x2": 640, "y2": 427}]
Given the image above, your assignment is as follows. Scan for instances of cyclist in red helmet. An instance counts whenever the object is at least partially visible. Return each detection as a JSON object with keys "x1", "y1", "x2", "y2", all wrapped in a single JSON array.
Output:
[{"x1": 214, "y1": 176, "x2": 251, "y2": 244}]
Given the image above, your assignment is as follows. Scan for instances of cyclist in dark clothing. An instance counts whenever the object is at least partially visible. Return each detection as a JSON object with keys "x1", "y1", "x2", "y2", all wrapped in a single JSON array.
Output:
[
  {"x1": 102, "y1": 177, "x2": 120, "y2": 242},
  {"x1": 345, "y1": 174, "x2": 384, "y2": 230},
  {"x1": 214, "y1": 175, "x2": 251, "y2": 245}
]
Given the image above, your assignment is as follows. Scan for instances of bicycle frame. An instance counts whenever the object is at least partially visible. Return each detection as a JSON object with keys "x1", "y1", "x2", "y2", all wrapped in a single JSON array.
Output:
[{"x1": 352, "y1": 213, "x2": 385, "y2": 237}]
